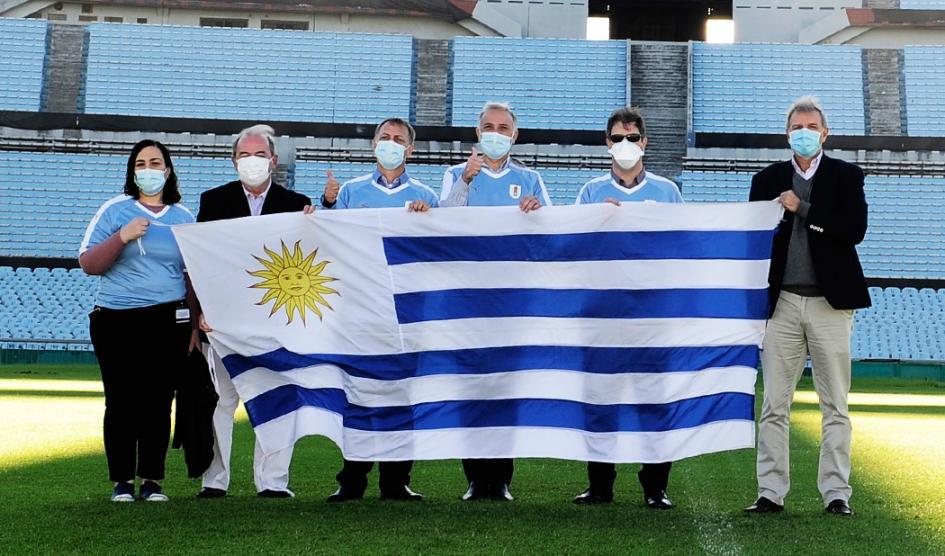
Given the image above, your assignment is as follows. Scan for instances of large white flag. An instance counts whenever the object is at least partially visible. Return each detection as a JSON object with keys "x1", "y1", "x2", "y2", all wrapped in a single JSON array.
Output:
[{"x1": 174, "y1": 201, "x2": 782, "y2": 463}]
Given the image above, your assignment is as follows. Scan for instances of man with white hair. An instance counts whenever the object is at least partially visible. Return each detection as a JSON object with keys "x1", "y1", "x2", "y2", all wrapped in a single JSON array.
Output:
[
  {"x1": 440, "y1": 102, "x2": 552, "y2": 502},
  {"x1": 745, "y1": 97, "x2": 869, "y2": 516},
  {"x1": 194, "y1": 124, "x2": 312, "y2": 499}
]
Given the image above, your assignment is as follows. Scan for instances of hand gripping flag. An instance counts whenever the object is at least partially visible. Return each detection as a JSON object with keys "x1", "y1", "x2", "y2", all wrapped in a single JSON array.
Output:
[{"x1": 174, "y1": 201, "x2": 782, "y2": 463}]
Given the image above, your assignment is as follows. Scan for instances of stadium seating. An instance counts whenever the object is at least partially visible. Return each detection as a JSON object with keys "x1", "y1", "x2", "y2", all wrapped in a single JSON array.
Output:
[
  {"x1": 0, "y1": 151, "x2": 233, "y2": 259},
  {"x1": 902, "y1": 46, "x2": 945, "y2": 137},
  {"x1": 450, "y1": 37, "x2": 627, "y2": 130},
  {"x1": 678, "y1": 171, "x2": 945, "y2": 280},
  {"x1": 82, "y1": 23, "x2": 413, "y2": 123},
  {"x1": 0, "y1": 18, "x2": 47, "y2": 112},
  {"x1": 4, "y1": 265, "x2": 942, "y2": 360},
  {"x1": 691, "y1": 43, "x2": 866, "y2": 134},
  {"x1": 0, "y1": 267, "x2": 95, "y2": 351}
]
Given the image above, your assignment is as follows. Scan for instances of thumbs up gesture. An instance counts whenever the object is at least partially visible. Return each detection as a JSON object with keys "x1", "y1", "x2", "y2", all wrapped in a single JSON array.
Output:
[
  {"x1": 462, "y1": 147, "x2": 484, "y2": 183},
  {"x1": 324, "y1": 169, "x2": 340, "y2": 204}
]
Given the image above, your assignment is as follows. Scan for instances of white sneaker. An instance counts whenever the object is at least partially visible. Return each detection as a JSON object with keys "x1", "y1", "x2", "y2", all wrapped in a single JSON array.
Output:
[
  {"x1": 139, "y1": 481, "x2": 169, "y2": 502},
  {"x1": 111, "y1": 482, "x2": 134, "y2": 502}
]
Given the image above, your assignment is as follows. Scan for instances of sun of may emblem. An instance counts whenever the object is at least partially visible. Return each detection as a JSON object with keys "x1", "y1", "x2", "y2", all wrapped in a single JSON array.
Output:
[{"x1": 247, "y1": 240, "x2": 339, "y2": 325}]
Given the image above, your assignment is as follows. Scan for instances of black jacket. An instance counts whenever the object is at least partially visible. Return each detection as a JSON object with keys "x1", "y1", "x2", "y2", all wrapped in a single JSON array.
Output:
[
  {"x1": 197, "y1": 180, "x2": 311, "y2": 222},
  {"x1": 749, "y1": 154, "x2": 871, "y2": 316},
  {"x1": 173, "y1": 349, "x2": 219, "y2": 478}
]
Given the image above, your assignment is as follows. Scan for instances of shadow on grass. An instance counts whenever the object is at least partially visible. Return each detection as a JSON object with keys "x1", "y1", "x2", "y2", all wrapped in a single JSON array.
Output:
[{"x1": 3, "y1": 415, "x2": 945, "y2": 555}]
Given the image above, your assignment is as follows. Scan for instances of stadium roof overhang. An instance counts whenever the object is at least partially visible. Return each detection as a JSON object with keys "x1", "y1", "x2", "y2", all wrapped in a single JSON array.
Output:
[
  {"x1": 801, "y1": 8, "x2": 945, "y2": 47},
  {"x1": 73, "y1": 0, "x2": 478, "y2": 20}
]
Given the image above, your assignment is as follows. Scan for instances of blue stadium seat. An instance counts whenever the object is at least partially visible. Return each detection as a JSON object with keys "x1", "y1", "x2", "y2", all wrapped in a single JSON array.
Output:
[
  {"x1": 83, "y1": 24, "x2": 413, "y2": 123},
  {"x1": 902, "y1": 46, "x2": 945, "y2": 137},
  {"x1": 691, "y1": 43, "x2": 865, "y2": 134},
  {"x1": 450, "y1": 37, "x2": 627, "y2": 130},
  {"x1": 0, "y1": 19, "x2": 47, "y2": 111}
]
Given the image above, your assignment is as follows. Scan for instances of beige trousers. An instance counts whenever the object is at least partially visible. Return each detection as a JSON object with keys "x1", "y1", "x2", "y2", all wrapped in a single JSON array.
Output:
[{"x1": 757, "y1": 291, "x2": 854, "y2": 506}]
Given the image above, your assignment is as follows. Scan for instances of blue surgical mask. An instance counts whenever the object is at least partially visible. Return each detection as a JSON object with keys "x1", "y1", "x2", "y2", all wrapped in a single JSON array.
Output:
[
  {"x1": 789, "y1": 128, "x2": 823, "y2": 159},
  {"x1": 374, "y1": 140, "x2": 407, "y2": 170},
  {"x1": 134, "y1": 168, "x2": 166, "y2": 195},
  {"x1": 479, "y1": 132, "x2": 513, "y2": 160}
]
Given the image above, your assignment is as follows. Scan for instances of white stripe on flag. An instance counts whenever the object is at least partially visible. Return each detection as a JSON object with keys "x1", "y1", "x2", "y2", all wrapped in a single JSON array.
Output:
[
  {"x1": 399, "y1": 317, "x2": 766, "y2": 351},
  {"x1": 337, "y1": 420, "x2": 755, "y2": 463},
  {"x1": 232, "y1": 365, "x2": 758, "y2": 408},
  {"x1": 390, "y1": 259, "x2": 772, "y2": 293}
]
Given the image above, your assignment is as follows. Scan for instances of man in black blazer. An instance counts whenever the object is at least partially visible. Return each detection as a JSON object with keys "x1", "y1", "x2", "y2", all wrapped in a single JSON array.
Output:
[
  {"x1": 194, "y1": 124, "x2": 311, "y2": 500},
  {"x1": 745, "y1": 98, "x2": 869, "y2": 517}
]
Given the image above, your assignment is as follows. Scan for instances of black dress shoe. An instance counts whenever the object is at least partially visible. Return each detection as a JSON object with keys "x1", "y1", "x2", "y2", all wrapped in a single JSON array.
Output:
[
  {"x1": 644, "y1": 490, "x2": 673, "y2": 510},
  {"x1": 744, "y1": 496, "x2": 784, "y2": 513},
  {"x1": 196, "y1": 487, "x2": 226, "y2": 499},
  {"x1": 461, "y1": 481, "x2": 488, "y2": 501},
  {"x1": 326, "y1": 486, "x2": 363, "y2": 502},
  {"x1": 573, "y1": 489, "x2": 614, "y2": 505},
  {"x1": 257, "y1": 489, "x2": 294, "y2": 498},
  {"x1": 490, "y1": 483, "x2": 514, "y2": 501},
  {"x1": 379, "y1": 485, "x2": 423, "y2": 501},
  {"x1": 825, "y1": 499, "x2": 853, "y2": 516}
]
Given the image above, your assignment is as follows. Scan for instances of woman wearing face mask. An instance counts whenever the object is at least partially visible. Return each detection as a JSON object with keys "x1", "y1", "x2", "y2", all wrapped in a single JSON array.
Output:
[{"x1": 79, "y1": 139, "x2": 198, "y2": 503}]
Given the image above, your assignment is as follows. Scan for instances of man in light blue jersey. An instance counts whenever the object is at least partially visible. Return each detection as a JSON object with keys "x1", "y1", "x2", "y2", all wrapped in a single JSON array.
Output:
[
  {"x1": 575, "y1": 107, "x2": 682, "y2": 206},
  {"x1": 321, "y1": 117, "x2": 430, "y2": 503},
  {"x1": 573, "y1": 107, "x2": 682, "y2": 510},
  {"x1": 441, "y1": 102, "x2": 552, "y2": 502},
  {"x1": 440, "y1": 101, "x2": 551, "y2": 212},
  {"x1": 320, "y1": 117, "x2": 437, "y2": 213}
]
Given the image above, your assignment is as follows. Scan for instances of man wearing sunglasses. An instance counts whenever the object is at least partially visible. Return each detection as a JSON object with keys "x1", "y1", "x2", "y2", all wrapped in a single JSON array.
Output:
[{"x1": 573, "y1": 107, "x2": 682, "y2": 509}]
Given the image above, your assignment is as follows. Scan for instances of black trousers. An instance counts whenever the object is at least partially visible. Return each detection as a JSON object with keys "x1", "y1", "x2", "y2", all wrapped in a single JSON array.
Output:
[
  {"x1": 587, "y1": 461, "x2": 672, "y2": 495},
  {"x1": 90, "y1": 301, "x2": 189, "y2": 483},
  {"x1": 462, "y1": 458, "x2": 514, "y2": 486},
  {"x1": 336, "y1": 459, "x2": 413, "y2": 495}
]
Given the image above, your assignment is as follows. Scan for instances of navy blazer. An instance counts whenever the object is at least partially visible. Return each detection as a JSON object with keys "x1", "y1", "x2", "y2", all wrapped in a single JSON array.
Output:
[
  {"x1": 749, "y1": 154, "x2": 871, "y2": 316},
  {"x1": 196, "y1": 180, "x2": 311, "y2": 223}
]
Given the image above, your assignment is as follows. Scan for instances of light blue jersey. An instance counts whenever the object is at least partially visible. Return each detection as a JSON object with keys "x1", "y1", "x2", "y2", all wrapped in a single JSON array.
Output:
[
  {"x1": 334, "y1": 169, "x2": 439, "y2": 209},
  {"x1": 80, "y1": 195, "x2": 195, "y2": 309},
  {"x1": 441, "y1": 159, "x2": 552, "y2": 207},
  {"x1": 576, "y1": 171, "x2": 684, "y2": 205}
]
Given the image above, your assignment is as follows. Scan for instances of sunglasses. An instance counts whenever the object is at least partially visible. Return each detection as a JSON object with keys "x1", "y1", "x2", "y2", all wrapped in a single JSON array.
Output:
[{"x1": 609, "y1": 133, "x2": 643, "y2": 143}]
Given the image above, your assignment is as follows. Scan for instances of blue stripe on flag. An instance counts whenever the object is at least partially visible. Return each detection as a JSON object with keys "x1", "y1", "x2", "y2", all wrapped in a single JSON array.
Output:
[
  {"x1": 243, "y1": 385, "x2": 347, "y2": 427},
  {"x1": 223, "y1": 344, "x2": 759, "y2": 381},
  {"x1": 383, "y1": 230, "x2": 775, "y2": 265},
  {"x1": 244, "y1": 388, "x2": 754, "y2": 432},
  {"x1": 393, "y1": 288, "x2": 768, "y2": 324}
]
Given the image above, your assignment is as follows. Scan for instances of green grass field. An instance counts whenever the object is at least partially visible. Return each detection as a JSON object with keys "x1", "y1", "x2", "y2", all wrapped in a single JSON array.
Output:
[{"x1": 2, "y1": 364, "x2": 944, "y2": 555}]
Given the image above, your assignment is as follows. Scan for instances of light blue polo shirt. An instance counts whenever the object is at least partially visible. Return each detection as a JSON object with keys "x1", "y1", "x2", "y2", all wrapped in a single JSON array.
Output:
[
  {"x1": 80, "y1": 195, "x2": 195, "y2": 309},
  {"x1": 441, "y1": 159, "x2": 552, "y2": 207},
  {"x1": 334, "y1": 169, "x2": 439, "y2": 209},
  {"x1": 576, "y1": 171, "x2": 684, "y2": 205}
]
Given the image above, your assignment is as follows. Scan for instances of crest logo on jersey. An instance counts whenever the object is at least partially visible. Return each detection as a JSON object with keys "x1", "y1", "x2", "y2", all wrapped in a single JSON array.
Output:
[{"x1": 509, "y1": 184, "x2": 522, "y2": 199}]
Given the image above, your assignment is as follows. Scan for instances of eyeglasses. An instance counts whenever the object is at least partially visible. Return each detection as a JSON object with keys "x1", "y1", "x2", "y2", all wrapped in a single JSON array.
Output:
[{"x1": 609, "y1": 133, "x2": 643, "y2": 143}]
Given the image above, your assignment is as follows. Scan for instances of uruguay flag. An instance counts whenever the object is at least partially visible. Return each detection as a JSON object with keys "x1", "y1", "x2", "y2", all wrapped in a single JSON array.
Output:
[{"x1": 174, "y1": 201, "x2": 782, "y2": 463}]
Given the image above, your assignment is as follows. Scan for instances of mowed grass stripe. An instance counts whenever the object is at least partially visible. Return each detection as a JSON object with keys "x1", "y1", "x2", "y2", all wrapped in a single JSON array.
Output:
[{"x1": 1, "y1": 366, "x2": 944, "y2": 554}]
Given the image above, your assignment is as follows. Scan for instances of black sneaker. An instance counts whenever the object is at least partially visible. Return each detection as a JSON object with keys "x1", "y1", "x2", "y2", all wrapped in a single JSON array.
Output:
[
  {"x1": 196, "y1": 487, "x2": 226, "y2": 499},
  {"x1": 111, "y1": 482, "x2": 134, "y2": 503},
  {"x1": 139, "y1": 480, "x2": 169, "y2": 502}
]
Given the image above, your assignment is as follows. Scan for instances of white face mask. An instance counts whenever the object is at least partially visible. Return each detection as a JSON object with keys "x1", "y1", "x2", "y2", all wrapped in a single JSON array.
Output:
[
  {"x1": 374, "y1": 140, "x2": 407, "y2": 171},
  {"x1": 236, "y1": 156, "x2": 272, "y2": 187},
  {"x1": 608, "y1": 139, "x2": 644, "y2": 170}
]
